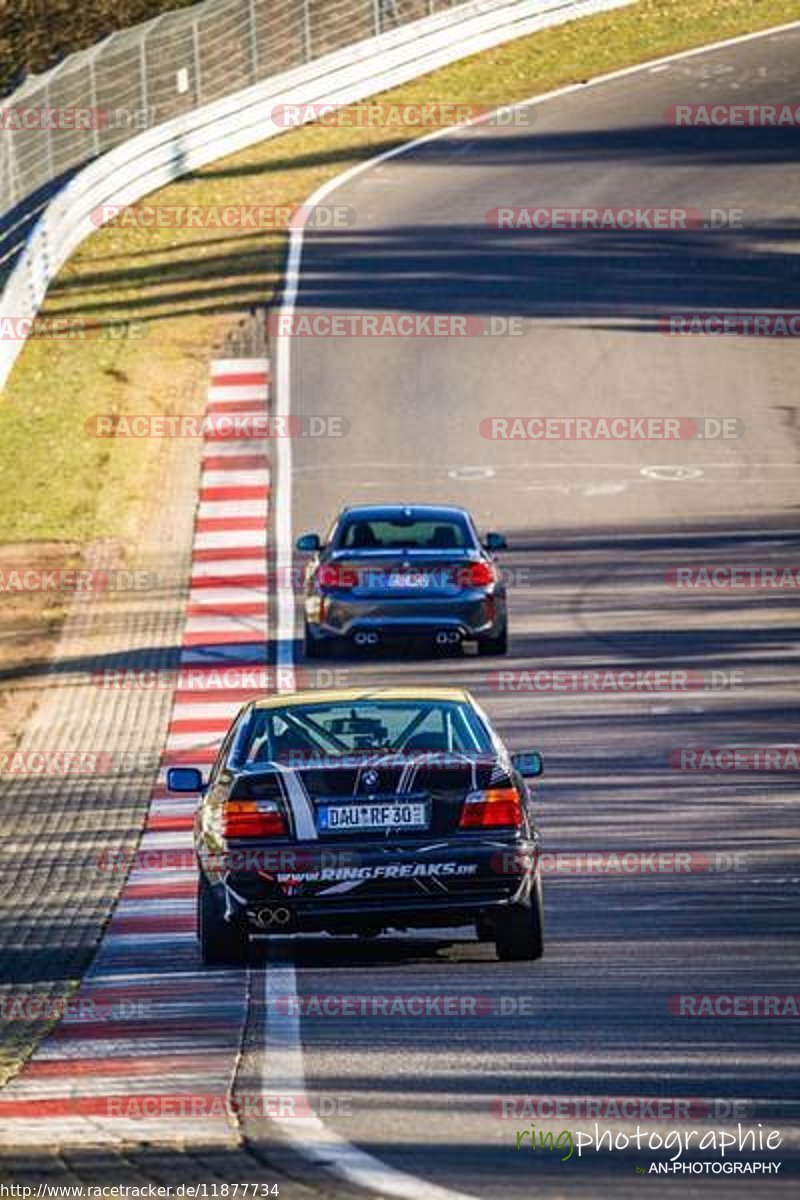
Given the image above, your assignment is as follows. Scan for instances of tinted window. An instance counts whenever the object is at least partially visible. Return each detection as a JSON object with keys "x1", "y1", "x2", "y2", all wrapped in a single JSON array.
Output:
[{"x1": 338, "y1": 517, "x2": 470, "y2": 550}]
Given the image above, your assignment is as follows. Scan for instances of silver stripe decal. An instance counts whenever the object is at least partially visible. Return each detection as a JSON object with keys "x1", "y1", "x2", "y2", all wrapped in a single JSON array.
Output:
[{"x1": 275, "y1": 764, "x2": 318, "y2": 841}]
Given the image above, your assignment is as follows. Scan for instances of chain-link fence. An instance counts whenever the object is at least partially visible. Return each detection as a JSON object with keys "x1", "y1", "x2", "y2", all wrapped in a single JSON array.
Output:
[{"x1": 0, "y1": 0, "x2": 467, "y2": 221}]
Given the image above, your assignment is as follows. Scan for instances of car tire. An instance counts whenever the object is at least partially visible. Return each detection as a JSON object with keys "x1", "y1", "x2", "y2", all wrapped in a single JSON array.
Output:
[
  {"x1": 304, "y1": 624, "x2": 332, "y2": 659},
  {"x1": 198, "y1": 872, "x2": 249, "y2": 966},
  {"x1": 475, "y1": 914, "x2": 494, "y2": 942},
  {"x1": 478, "y1": 624, "x2": 508, "y2": 656},
  {"x1": 495, "y1": 875, "x2": 544, "y2": 961}
]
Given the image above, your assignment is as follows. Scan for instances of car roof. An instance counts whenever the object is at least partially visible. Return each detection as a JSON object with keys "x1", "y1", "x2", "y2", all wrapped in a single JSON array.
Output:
[
  {"x1": 251, "y1": 687, "x2": 474, "y2": 710},
  {"x1": 337, "y1": 504, "x2": 471, "y2": 521}
]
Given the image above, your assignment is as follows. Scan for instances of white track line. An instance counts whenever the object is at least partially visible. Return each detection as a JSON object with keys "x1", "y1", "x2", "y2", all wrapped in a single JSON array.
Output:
[{"x1": 266, "y1": 19, "x2": 800, "y2": 1199}]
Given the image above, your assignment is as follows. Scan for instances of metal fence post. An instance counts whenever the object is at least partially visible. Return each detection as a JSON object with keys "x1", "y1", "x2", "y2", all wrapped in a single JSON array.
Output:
[
  {"x1": 3, "y1": 135, "x2": 18, "y2": 214},
  {"x1": 248, "y1": 0, "x2": 259, "y2": 82},
  {"x1": 88, "y1": 56, "x2": 100, "y2": 158},
  {"x1": 374, "y1": 0, "x2": 382, "y2": 36},
  {"x1": 303, "y1": 0, "x2": 312, "y2": 62},
  {"x1": 193, "y1": 14, "x2": 203, "y2": 105},
  {"x1": 140, "y1": 38, "x2": 149, "y2": 126},
  {"x1": 43, "y1": 82, "x2": 55, "y2": 184}
]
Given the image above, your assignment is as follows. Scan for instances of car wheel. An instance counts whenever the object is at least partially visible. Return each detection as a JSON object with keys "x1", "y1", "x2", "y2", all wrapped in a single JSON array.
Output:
[
  {"x1": 478, "y1": 624, "x2": 508, "y2": 656},
  {"x1": 198, "y1": 872, "x2": 249, "y2": 966},
  {"x1": 475, "y1": 914, "x2": 494, "y2": 942},
  {"x1": 304, "y1": 624, "x2": 332, "y2": 659},
  {"x1": 495, "y1": 875, "x2": 544, "y2": 961}
]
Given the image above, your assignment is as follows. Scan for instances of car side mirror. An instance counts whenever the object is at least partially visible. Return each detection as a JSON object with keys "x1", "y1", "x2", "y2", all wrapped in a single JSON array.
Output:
[
  {"x1": 296, "y1": 532, "x2": 322, "y2": 552},
  {"x1": 484, "y1": 532, "x2": 508, "y2": 552},
  {"x1": 166, "y1": 766, "x2": 205, "y2": 793},
  {"x1": 512, "y1": 751, "x2": 543, "y2": 777}
]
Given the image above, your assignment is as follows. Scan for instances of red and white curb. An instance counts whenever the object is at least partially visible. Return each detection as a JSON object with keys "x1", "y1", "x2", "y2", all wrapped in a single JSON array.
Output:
[{"x1": 0, "y1": 359, "x2": 270, "y2": 1145}]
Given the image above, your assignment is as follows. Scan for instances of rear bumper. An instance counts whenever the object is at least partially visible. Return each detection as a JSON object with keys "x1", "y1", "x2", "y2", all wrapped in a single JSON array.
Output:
[
  {"x1": 203, "y1": 835, "x2": 537, "y2": 934},
  {"x1": 306, "y1": 591, "x2": 506, "y2": 641}
]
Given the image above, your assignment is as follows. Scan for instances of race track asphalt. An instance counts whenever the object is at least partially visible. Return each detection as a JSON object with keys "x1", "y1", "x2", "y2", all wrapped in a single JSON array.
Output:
[{"x1": 277, "y1": 25, "x2": 800, "y2": 1197}]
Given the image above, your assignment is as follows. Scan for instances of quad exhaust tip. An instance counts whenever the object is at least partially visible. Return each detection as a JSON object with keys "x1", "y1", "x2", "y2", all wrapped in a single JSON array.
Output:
[{"x1": 435, "y1": 630, "x2": 461, "y2": 645}]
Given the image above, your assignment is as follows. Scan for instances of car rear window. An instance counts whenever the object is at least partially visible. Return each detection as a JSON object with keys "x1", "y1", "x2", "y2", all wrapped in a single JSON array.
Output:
[
  {"x1": 338, "y1": 517, "x2": 470, "y2": 550},
  {"x1": 237, "y1": 700, "x2": 493, "y2": 765}
]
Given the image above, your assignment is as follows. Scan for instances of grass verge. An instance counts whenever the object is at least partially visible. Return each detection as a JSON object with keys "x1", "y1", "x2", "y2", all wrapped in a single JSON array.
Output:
[{"x1": 1, "y1": 0, "x2": 799, "y2": 544}]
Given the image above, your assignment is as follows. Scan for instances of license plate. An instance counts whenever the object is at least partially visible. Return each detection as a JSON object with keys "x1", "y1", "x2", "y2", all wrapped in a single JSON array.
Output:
[
  {"x1": 318, "y1": 801, "x2": 428, "y2": 833},
  {"x1": 386, "y1": 571, "x2": 431, "y2": 589}
]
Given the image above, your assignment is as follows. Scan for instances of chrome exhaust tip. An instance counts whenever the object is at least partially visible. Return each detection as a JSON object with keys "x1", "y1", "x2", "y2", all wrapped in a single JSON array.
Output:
[
  {"x1": 253, "y1": 905, "x2": 293, "y2": 930},
  {"x1": 435, "y1": 630, "x2": 460, "y2": 645},
  {"x1": 354, "y1": 631, "x2": 379, "y2": 646}
]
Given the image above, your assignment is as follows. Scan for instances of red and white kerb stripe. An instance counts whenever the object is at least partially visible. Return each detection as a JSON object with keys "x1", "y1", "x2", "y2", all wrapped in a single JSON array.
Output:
[{"x1": 0, "y1": 359, "x2": 270, "y2": 1144}]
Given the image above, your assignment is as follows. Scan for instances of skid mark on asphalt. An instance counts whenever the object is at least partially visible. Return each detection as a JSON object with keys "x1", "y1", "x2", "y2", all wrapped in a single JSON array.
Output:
[{"x1": 0, "y1": 359, "x2": 270, "y2": 1147}]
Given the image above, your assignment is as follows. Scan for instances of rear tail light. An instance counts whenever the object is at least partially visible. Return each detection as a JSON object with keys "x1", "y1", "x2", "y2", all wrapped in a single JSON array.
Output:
[
  {"x1": 223, "y1": 798, "x2": 288, "y2": 839},
  {"x1": 459, "y1": 787, "x2": 522, "y2": 830},
  {"x1": 316, "y1": 564, "x2": 358, "y2": 590},
  {"x1": 458, "y1": 560, "x2": 496, "y2": 588}
]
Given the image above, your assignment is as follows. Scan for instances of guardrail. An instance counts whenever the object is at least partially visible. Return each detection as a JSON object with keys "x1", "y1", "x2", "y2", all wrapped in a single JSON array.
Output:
[
  {"x1": 0, "y1": 0, "x2": 634, "y2": 391},
  {"x1": 0, "y1": 1, "x2": 469, "y2": 220}
]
